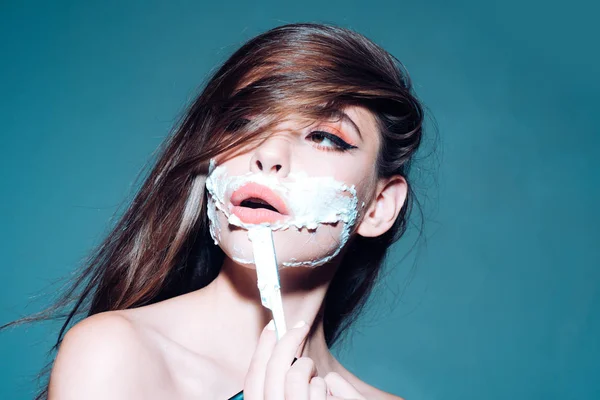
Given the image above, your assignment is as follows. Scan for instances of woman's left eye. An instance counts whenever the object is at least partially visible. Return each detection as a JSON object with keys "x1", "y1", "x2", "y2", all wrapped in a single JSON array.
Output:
[{"x1": 307, "y1": 131, "x2": 358, "y2": 152}]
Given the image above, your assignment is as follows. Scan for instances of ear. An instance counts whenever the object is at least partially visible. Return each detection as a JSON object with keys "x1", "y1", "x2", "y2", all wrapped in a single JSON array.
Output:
[{"x1": 356, "y1": 175, "x2": 408, "y2": 238}]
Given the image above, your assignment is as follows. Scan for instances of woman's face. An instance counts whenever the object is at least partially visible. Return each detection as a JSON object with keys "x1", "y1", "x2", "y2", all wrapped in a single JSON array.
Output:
[{"x1": 206, "y1": 105, "x2": 382, "y2": 268}]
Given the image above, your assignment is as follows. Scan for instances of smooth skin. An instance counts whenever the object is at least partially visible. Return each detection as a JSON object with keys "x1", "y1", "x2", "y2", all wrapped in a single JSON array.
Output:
[{"x1": 48, "y1": 106, "x2": 407, "y2": 399}]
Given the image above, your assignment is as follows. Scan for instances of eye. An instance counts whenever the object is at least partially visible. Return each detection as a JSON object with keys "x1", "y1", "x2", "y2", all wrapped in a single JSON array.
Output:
[{"x1": 307, "y1": 130, "x2": 358, "y2": 152}]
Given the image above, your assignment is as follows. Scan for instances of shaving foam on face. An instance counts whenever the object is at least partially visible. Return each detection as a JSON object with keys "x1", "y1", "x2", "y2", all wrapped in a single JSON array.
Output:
[{"x1": 205, "y1": 159, "x2": 359, "y2": 267}]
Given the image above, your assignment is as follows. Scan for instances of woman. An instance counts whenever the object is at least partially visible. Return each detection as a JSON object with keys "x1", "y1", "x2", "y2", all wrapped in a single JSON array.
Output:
[{"x1": 36, "y1": 22, "x2": 424, "y2": 399}]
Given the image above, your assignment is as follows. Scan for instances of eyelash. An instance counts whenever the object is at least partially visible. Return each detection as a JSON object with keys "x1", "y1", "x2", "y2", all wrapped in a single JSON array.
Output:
[
  {"x1": 225, "y1": 119, "x2": 357, "y2": 152},
  {"x1": 307, "y1": 129, "x2": 358, "y2": 152}
]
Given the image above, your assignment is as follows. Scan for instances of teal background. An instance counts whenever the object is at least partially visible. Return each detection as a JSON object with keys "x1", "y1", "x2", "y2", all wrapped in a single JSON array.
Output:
[{"x1": 1, "y1": 1, "x2": 598, "y2": 399}]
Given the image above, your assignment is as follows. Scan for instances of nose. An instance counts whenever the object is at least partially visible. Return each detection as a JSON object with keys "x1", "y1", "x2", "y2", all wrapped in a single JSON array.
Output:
[{"x1": 249, "y1": 136, "x2": 291, "y2": 177}]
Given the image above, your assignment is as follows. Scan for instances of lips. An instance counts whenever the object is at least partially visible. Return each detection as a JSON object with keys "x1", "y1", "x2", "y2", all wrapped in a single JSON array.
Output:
[{"x1": 229, "y1": 182, "x2": 290, "y2": 224}]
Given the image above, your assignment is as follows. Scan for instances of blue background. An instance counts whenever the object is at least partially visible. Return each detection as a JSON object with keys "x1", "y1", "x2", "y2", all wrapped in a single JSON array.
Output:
[{"x1": 1, "y1": 1, "x2": 598, "y2": 399}]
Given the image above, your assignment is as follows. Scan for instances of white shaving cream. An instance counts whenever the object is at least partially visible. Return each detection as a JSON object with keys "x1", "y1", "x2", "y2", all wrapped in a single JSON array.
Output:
[{"x1": 205, "y1": 160, "x2": 360, "y2": 267}]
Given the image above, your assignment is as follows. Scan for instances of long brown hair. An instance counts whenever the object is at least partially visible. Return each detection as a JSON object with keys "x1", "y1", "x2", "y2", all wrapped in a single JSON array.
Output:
[{"x1": 3, "y1": 23, "x2": 426, "y2": 399}]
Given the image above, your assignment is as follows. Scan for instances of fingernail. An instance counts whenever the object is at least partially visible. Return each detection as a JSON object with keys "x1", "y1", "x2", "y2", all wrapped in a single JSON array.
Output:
[
  {"x1": 293, "y1": 320, "x2": 307, "y2": 328},
  {"x1": 266, "y1": 320, "x2": 275, "y2": 330}
]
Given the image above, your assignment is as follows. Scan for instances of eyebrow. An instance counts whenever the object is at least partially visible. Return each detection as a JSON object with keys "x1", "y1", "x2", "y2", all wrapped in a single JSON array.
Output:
[{"x1": 330, "y1": 110, "x2": 363, "y2": 141}]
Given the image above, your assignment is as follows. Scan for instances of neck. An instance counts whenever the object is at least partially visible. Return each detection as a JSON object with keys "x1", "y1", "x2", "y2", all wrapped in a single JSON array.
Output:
[{"x1": 189, "y1": 255, "x2": 339, "y2": 378}]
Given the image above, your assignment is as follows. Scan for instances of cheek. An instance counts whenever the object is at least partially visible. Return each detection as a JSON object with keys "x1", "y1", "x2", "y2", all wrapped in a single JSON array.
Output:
[
  {"x1": 357, "y1": 176, "x2": 377, "y2": 206},
  {"x1": 328, "y1": 154, "x2": 377, "y2": 189},
  {"x1": 337, "y1": 166, "x2": 378, "y2": 216},
  {"x1": 214, "y1": 155, "x2": 251, "y2": 175}
]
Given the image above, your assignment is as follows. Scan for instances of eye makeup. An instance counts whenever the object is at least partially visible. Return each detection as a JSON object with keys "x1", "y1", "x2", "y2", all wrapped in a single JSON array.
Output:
[
  {"x1": 307, "y1": 127, "x2": 358, "y2": 151},
  {"x1": 225, "y1": 114, "x2": 361, "y2": 146}
]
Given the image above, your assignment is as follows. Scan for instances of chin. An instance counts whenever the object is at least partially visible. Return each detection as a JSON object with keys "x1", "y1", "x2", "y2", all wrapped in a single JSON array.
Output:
[{"x1": 215, "y1": 216, "x2": 347, "y2": 269}]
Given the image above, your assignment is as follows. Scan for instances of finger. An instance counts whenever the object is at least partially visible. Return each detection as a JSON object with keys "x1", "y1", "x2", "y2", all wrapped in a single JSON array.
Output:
[
  {"x1": 284, "y1": 357, "x2": 317, "y2": 400},
  {"x1": 264, "y1": 320, "x2": 310, "y2": 400},
  {"x1": 244, "y1": 320, "x2": 277, "y2": 400},
  {"x1": 309, "y1": 376, "x2": 327, "y2": 400},
  {"x1": 324, "y1": 372, "x2": 366, "y2": 400}
]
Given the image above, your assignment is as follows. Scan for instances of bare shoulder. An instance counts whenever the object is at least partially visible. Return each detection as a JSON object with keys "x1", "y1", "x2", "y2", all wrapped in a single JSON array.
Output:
[
  {"x1": 48, "y1": 311, "x2": 170, "y2": 399},
  {"x1": 328, "y1": 362, "x2": 405, "y2": 400},
  {"x1": 365, "y1": 387, "x2": 405, "y2": 400},
  {"x1": 342, "y1": 374, "x2": 404, "y2": 400}
]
